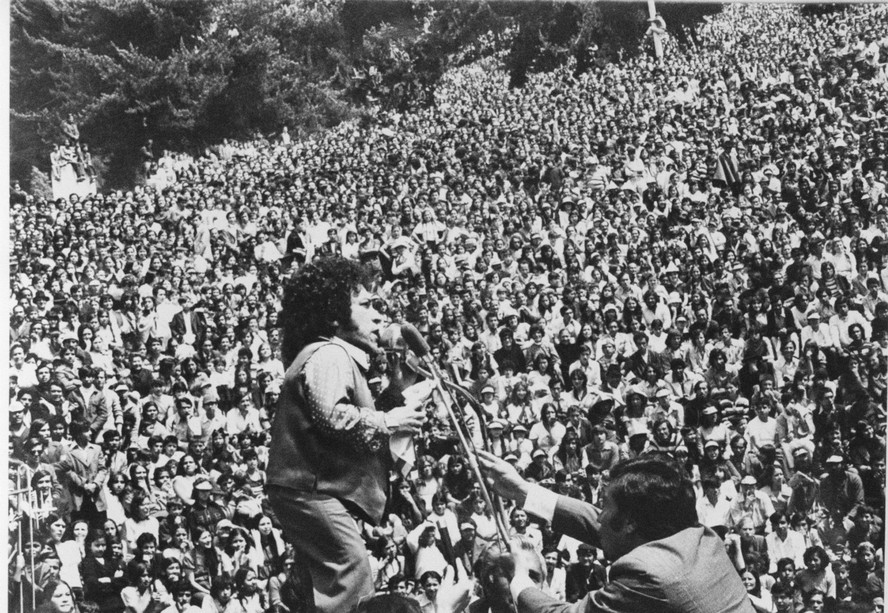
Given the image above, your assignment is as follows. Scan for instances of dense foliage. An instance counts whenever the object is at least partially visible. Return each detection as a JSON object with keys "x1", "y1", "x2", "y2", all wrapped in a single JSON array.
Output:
[{"x1": 11, "y1": 0, "x2": 722, "y2": 188}]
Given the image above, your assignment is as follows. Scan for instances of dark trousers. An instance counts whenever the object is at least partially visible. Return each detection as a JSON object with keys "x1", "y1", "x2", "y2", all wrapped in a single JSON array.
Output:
[{"x1": 267, "y1": 487, "x2": 374, "y2": 613}]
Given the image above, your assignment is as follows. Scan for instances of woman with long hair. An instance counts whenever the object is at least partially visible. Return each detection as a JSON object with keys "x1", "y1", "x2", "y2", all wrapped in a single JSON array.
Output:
[
  {"x1": 441, "y1": 455, "x2": 473, "y2": 506},
  {"x1": 120, "y1": 561, "x2": 158, "y2": 613},
  {"x1": 251, "y1": 514, "x2": 286, "y2": 581},
  {"x1": 704, "y1": 349, "x2": 738, "y2": 402},
  {"x1": 172, "y1": 453, "x2": 204, "y2": 505},
  {"x1": 122, "y1": 494, "x2": 159, "y2": 553},
  {"x1": 203, "y1": 575, "x2": 238, "y2": 613},
  {"x1": 551, "y1": 428, "x2": 583, "y2": 473},
  {"x1": 183, "y1": 528, "x2": 221, "y2": 600},
  {"x1": 80, "y1": 528, "x2": 126, "y2": 613},
  {"x1": 528, "y1": 403, "x2": 565, "y2": 456},
  {"x1": 388, "y1": 478, "x2": 426, "y2": 531},
  {"x1": 370, "y1": 536, "x2": 406, "y2": 592},
  {"x1": 817, "y1": 260, "x2": 850, "y2": 300},
  {"x1": 221, "y1": 527, "x2": 261, "y2": 578},
  {"x1": 45, "y1": 516, "x2": 86, "y2": 596},
  {"x1": 127, "y1": 464, "x2": 164, "y2": 516},
  {"x1": 35, "y1": 580, "x2": 78, "y2": 613},
  {"x1": 506, "y1": 381, "x2": 537, "y2": 428},
  {"x1": 795, "y1": 546, "x2": 836, "y2": 603},
  {"x1": 526, "y1": 353, "x2": 556, "y2": 393},
  {"x1": 646, "y1": 418, "x2": 683, "y2": 456},
  {"x1": 563, "y1": 369, "x2": 592, "y2": 409},
  {"x1": 757, "y1": 463, "x2": 792, "y2": 515},
  {"x1": 232, "y1": 567, "x2": 266, "y2": 613},
  {"x1": 739, "y1": 568, "x2": 771, "y2": 613}
]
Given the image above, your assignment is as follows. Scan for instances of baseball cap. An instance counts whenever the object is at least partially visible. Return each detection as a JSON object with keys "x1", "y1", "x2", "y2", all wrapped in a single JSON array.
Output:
[
  {"x1": 704, "y1": 440, "x2": 720, "y2": 449},
  {"x1": 532, "y1": 449, "x2": 547, "y2": 459},
  {"x1": 740, "y1": 475, "x2": 757, "y2": 486}
]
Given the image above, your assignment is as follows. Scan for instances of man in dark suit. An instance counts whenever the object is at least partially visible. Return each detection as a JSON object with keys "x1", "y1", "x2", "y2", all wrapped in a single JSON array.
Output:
[
  {"x1": 478, "y1": 450, "x2": 755, "y2": 613},
  {"x1": 565, "y1": 543, "x2": 606, "y2": 603},
  {"x1": 622, "y1": 331, "x2": 657, "y2": 381},
  {"x1": 169, "y1": 294, "x2": 209, "y2": 347}
]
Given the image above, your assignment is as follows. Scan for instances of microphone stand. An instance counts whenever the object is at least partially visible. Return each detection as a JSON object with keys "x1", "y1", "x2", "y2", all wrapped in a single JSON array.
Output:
[{"x1": 414, "y1": 362, "x2": 513, "y2": 552}]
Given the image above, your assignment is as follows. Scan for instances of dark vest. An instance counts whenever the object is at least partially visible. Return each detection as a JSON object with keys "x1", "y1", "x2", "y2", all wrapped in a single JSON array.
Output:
[{"x1": 266, "y1": 341, "x2": 390, "y2": 524}]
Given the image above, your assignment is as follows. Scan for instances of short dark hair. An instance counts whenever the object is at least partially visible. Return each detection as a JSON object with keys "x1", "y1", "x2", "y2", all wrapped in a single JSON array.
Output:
[
  {"x1": 351, "y1": 594, "x2": 421, "y2": 613},
  {"x1": 803, "y1": 546, "x2": 829, "y2": 570},
  {"x1": 606, "y1": 453, "x2": 697, "y2": 542},
  {"x1": 770, "y1": 580, "x2": 794, "y2": 599},
  {"x1": 419, "y1": 570, "x2": 442, "y2": 586},
  {"x1": 776, "y1": 558, "x2": 796, "y2": 573},
  {"x1": 280, "y1": 257, "x2": 371, "y2": 365}
]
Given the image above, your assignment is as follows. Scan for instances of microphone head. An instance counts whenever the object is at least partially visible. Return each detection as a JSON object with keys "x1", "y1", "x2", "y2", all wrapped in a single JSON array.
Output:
[{"x1": 400, "y1": 323, "x2": 431, "y2": 358}]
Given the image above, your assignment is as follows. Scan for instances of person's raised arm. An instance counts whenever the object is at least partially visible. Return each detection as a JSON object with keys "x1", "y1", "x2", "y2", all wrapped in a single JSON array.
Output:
[{"x1": 477, "y1": 450, "x2": 602, "y2": 549}]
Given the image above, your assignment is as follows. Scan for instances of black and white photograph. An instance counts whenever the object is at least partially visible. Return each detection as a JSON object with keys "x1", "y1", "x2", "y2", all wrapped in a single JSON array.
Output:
[{"x1": 6, "y1": 1, "x2": 888, "y2": 612}]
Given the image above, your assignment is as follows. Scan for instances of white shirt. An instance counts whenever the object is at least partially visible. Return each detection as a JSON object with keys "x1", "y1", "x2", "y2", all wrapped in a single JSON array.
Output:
[
  {"x1": 765, "y1": 529, "x2": 807, "y2": 574},
  {"x1": 746, "y1": 417, "x2": 778, "y2": 452},
  {"x1": 696, "y1": 492, "x2": 733, "y2": 528}
]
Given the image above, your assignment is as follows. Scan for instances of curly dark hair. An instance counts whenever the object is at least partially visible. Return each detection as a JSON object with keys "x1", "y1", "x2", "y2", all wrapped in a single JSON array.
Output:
[{"x1": 280, "y1": 257, "x2": 372, "y2": 365}]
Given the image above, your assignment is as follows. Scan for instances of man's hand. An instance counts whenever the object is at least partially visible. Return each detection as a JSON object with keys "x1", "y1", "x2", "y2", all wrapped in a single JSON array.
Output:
[
  {"x1": 384, "y1": 405, "x2": 427, "y2": 433},
  {"x1": 477, "y1": 450, "x2": 530, "y2": 506},
  {"x1": 436, "y1": 565, "x2": 473, "y2": 613}
]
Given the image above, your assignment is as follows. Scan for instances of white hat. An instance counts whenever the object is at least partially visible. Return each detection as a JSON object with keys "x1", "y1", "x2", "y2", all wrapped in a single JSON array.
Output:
[{"x1": 391, "y1": 237, "x2": 412, "y2": 251}]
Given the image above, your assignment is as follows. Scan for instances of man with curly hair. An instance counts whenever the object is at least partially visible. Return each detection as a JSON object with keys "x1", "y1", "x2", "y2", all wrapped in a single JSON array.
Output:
[{"x1": 267, "y1": 257, "x2": 427, "y2": 613}]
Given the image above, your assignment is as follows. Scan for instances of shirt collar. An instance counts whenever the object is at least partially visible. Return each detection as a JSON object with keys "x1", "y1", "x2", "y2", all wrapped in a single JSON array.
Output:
[{"x1": 326, "y1": 336, "x2": 370, "y2": 370}]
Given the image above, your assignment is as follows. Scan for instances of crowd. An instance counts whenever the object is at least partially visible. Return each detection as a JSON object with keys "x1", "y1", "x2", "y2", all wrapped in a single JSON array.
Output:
[{"x1": 7, "y1": 4, "x2": 888, "y2": 613}]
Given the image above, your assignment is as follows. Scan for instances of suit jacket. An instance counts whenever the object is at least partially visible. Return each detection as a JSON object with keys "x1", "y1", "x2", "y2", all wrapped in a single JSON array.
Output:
[
  {"x1": 67, "y1": 388, "x2": 108, "y2": 436},
  {"x1": 169, "y1": 309, "x2": 209, "y2": 344},
  {"x1": 516, "y1": 494, "x2": 755, "y2": 613},
  {"x1": 58, "y1": 443, "x2": 108, "y2": 510}
]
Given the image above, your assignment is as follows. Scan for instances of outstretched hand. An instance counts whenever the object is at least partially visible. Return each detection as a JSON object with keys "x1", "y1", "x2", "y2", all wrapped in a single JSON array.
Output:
[
  {"x1": 435, "y1": 564, "x2": 474, "y2": 613},
  {"x1": 477, "y1": 450, "x2": 530, "y2": 506}
]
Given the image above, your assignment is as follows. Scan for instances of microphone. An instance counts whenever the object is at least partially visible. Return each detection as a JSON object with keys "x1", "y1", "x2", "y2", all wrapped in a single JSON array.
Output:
[
  {"x1": 398, "y1": 325, "x2": 513, "y2": 549},
  {"x1": 400, "y1": 323, "x2": 435, "y2": 371}
]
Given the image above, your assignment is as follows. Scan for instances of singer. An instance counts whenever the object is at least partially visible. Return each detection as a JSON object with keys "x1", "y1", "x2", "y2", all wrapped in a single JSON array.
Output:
[{"x1": 267, "y1": 257, "x2": 427, "y2": 613}]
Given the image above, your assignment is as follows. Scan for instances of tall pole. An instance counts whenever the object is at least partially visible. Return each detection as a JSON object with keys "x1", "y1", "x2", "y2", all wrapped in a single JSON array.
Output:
[{"x1": 647, "y1": 0, "x2": 663, "y2": 61}]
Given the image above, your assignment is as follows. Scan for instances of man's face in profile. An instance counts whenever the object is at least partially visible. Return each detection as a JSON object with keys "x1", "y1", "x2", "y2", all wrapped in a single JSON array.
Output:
[{"x1": 596, "y1": 487, "x2": 635, "y2": 561}]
